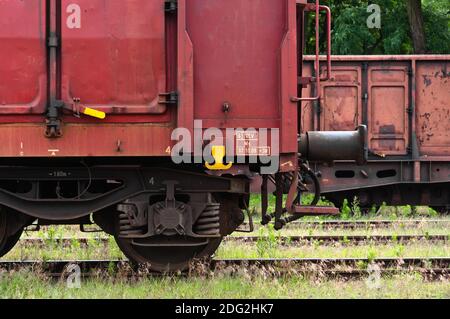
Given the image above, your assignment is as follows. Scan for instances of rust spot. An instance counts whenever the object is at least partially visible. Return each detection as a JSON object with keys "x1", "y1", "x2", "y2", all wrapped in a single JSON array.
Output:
[
  {"x1": 422, "y1": 75, "x2": 432, "y2": 87},
  {"x1": 379, "y1": 125, "x2": 396, "y2": 134},
  {"x1": 379, "y1": 139, "x2": 396, "y2": 151},
  {"x1": 434, "y1": 70, "x2": 449, "y2": 79}
]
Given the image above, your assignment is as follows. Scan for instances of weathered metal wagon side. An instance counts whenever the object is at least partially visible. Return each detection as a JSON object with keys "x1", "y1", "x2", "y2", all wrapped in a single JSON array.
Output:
[
  {"x1": 0, "y1": 0, "x2": 366, "y2": 271},
  {"x1": 302, "y1": 55, "x2": 450, "y2": 212}
]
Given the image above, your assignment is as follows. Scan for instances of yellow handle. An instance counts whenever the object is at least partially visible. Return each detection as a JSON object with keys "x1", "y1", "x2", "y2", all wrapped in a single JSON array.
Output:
[{"x1": 83, "y1": 107, "x2": 106, "y2": 120}]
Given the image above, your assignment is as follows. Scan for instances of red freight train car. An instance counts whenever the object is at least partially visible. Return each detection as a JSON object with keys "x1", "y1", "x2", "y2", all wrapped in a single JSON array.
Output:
[
  {"x1": 0, "y1": 0, "x2": 365, "y2": 271},
  {"x1": 301, "y1": 55, "x2": 450, "y2": 213}
]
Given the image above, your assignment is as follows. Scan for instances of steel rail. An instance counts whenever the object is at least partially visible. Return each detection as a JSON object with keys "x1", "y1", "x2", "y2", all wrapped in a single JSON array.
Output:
[
  {"x1": 17, "y1": 234, "x2": 449, "y2": 247},
  {"x1": 242, "y1": 219, "x2": 450, "y2": 229},
  {"x1": 228, "y1": 234, "x2": 449, "y2": 244}
]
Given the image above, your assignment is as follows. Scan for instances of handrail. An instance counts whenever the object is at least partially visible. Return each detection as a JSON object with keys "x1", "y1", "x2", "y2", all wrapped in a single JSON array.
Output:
[
  {"x1": 291, "y1": 0, "x2": 332, "y2": 102},
  {"x1": 319, "y1": 5, "x2": 332, "y2": 82}
]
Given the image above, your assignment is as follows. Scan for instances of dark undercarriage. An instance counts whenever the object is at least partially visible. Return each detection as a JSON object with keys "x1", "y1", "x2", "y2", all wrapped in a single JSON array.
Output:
[{"x1": 0, "y1": 158, "x2": 249, "y2": 272}]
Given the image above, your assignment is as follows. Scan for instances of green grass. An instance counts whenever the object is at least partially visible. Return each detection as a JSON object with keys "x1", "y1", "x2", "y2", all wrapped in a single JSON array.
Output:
[
  {"x1": 0, "y1": 271, "x2": 448, "y2": 299},
  {"x1": 217, "y1": 242, "x2": 450, "y2": 259},
  {"x1": 233, "y1": 225, "x2": 450, "y2": 237},
  {"x1": 4, "y1": 237, "x2": 449, "y2": 261},
  {"x1": 4, "y1": 237, "x2": 123, "y2": 261},
  {"x1": 3, "y1": 220, "x2": 448, "y2": 261},
  {"x1": 26, "y1": 225, "x2": 109, "y2": 240},
  {"x1": 26, "y1": 219, "x2": 450, "y2": 240},
  {"x1": 2, "y1": 214, "x2": 448, "y2": 299}
]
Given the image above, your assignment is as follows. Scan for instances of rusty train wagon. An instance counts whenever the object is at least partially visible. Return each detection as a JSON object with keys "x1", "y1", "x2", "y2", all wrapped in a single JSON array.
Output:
[
  {"x1": 301, "y1": 56, "x2": 450, "y2": 213},
  {"x1": 0, "y1": 0, "x2": 366, "y2": 271}
]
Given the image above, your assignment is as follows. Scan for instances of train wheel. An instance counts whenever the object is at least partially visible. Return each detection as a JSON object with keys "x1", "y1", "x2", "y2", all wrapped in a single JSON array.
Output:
[
  {"x1": 0, "y1": 229, "x2": 23, "y2": 257},
  {"x1": 110, "y1": 186, "x2": 245, "y2": 273},
  {"x1": 115, "y1": 235, "x2": 223, "y2": 273},
  {"x1": 0, "y1": 211, "x2": 23, "y2": 258}
]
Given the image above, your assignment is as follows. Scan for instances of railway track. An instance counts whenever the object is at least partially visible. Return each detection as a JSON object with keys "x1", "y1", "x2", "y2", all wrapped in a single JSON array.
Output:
[
  {"x1": 229, "y1": 234, "x2": 449, "y2": 244},
  {"x1": 17, "y1": 233, "x2": 449, "y2": 247},
  {"x1": 242, "y1": 219, "x2": 450, "y2": 229},
  {"x1": 0, "y1": 258, "x2": 448, "y2": 280}
]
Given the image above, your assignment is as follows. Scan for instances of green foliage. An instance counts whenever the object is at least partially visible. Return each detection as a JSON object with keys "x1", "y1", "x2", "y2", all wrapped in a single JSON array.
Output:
[
  {"x1": 366, "y1": 247, "x2": 378, "y2": 262},
  {"x1": 340, "y1": 199, "x2": 352, "y2": 219},
  {"x1": 340, "y1": 197, "x2": 363, "y2": 219},
  {"x1": 368, "y1": 205, "x2": 379, "y2": 216},
  {"x1": 256, "y1": 224, "x2": 280, "y2": 258},
  {"x1": 1, "y1": 271, "x2": 450, "y2": 298},
  {"x1": 351, "y1": 197, "x2": 362, "y2": 219},
  {"x1": 305, "y1": 0, "x2": 450, "y2": 55},
  {"x1": 423, "y1": 0, "x2": 450, "y2": 53},
  {"x1": 392, "y1": 243, "x2": 406, "y2": 257}
]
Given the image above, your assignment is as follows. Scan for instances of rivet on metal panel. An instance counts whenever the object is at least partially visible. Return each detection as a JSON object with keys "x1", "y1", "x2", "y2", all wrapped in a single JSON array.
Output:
[{"x1": 72, "y1": 97, "x2": 81, "y2": 117}]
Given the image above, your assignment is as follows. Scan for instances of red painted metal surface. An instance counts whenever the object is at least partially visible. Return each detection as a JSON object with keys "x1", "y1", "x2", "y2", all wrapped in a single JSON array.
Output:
[
  {"x1": 187, "y1": 0, "x2": 285, "y2": 121},
  {"x1": 368, "y1": 63, "x2": 410, "y2": 155},
  {"x1": 0, "y1": 0, "x2": 303, "y2": 159},
  {"x1": 321, "y1": 65, "x2": 362, "y2": 131},
  {"x1": 61, "y1": 0, "x2": 167, "y2": 115},
  {"x1": 0, "y1": 0, "x2": 47, "y2": 114},
  {"x1": 0, "y1": 124, "x2": 173, "y2": 157},
  {"x1": 416, "y1": 61, "x2": 450, "y2": 156},
  {"x1": 178, "y1": 0, "x2": 299, "y2": 154}
]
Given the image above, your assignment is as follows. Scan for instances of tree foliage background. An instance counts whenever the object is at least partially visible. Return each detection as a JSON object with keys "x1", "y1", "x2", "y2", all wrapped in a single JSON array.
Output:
[{"x1": 305, "y1": 0, "x2": 450, "y2": 55}]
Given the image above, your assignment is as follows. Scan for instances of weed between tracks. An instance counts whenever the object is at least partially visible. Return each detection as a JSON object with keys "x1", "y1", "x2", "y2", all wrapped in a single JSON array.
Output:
[
  {"x1": 5, "y1": 236, "x2": 123, "y2": 262},
  {"x1": 217, "y1": 242, "x2": 450, "y2": 259},
  {"x1": 3, "y1": 237, "x2": 449, "y2": 262},
  {"x1": 26, "y1": 220, "x2": 450, "y2": 239},
  {"x1": 244, "y1": 224, "x2": 450, "y2": 237},
  {"x1": 3, "y1": 219, "x2": 449, "y2": 261}
]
